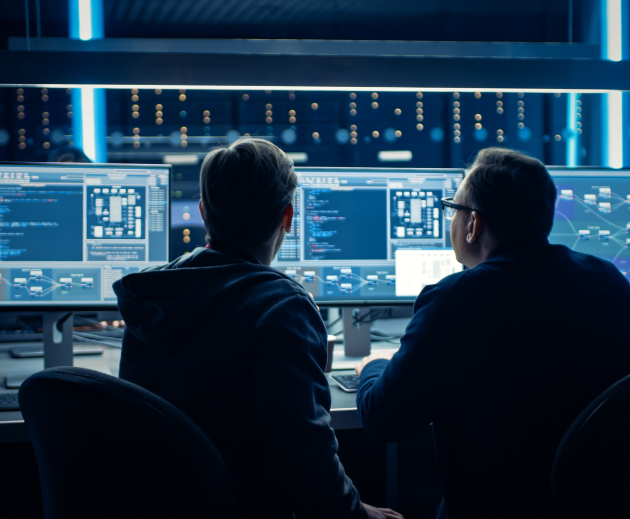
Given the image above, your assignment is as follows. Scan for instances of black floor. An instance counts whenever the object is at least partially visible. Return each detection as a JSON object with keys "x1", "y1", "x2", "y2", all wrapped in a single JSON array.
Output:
[{"x1": 1, "y1": 426, "x2": 442, "y2": 519}]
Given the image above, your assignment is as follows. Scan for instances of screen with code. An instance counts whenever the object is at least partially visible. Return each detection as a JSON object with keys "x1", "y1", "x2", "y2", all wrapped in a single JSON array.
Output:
[
  {"x1": 271, "y1": 167, "x2": 464, "y2": 304},
  {"x1": 0, "y1": 163, "x2": 170, "y2": 307}
]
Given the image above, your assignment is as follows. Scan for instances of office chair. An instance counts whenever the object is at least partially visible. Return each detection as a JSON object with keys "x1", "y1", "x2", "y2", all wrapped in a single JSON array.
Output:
[
  {"x1": 19, "y1": 367, "x2": 234, "y2": 519},
  {"x1": 551, "y1": 373, "x2": 630, "y2": 518}
]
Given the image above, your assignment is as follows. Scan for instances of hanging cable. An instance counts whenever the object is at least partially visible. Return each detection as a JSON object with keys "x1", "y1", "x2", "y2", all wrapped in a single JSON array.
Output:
[
  {"x1": 352, "y1": 307, "x2": 393, "y2": 325},
  {"x1": 74, "y1": 316, "x2": 125, "y2": 333},
  {"x1": 326, "y1": 315, "x2": 343, "y2": 335},
  {"x1": 73, "y1": 334, "x2": 122, "y2": 349},
  {"x1": 73, "y1": 332, "x2": 122, "y2": 342}
]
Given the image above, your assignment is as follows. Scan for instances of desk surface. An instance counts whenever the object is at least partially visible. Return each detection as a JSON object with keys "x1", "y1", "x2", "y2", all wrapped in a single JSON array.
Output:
[{"x1": 0, "y1": 343, "x2": 366, "y2": 443}]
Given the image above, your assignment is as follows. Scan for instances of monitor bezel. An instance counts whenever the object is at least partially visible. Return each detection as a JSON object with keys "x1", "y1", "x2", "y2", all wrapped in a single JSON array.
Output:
[
  {"x1": 546, "y1": 166, "x2": 630, "y2": 175},
  {"x1": 294, "y1": 166, "x2": 465, "y2": 175},
  {"x1": 290, "y1": 166, "x2": 465, "y2": 307},
  {"x1": 0, "y1": 161, "x2": 172, "y2": 312}
]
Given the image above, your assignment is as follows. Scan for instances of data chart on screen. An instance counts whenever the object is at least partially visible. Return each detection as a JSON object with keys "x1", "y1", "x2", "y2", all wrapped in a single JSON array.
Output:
[
  {"x1": 0, "y1": 163, "x2": 170, "y2": 306},
  {"x1": 271, "y1": 167, "x2": 464, "y2": 304},
  {"x1": 548, "y1": 168, "x2": 630, "y2": 283}
]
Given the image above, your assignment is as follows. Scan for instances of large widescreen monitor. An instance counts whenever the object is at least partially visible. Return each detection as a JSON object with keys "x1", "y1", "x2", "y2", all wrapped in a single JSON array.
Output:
[
  {"x1": 271, "y1": 167, "x2": 465, "y2": 305},
  {"x1": 0, "y1": 162, "x2": 170, "y2": 308},
  {"x1": 548, "y1": 167, "x2": 630, "y2": 283}
]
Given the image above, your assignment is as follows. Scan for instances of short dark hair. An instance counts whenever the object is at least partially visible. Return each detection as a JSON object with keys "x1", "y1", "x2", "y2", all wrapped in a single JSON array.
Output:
[
  {"x1": 48, "y1": 145, "x2": 91, "y2": 163},
  {"x1": 465, "y1": 147, "x2": 557, "y2": 242},
  {"x1": 199, "y1": 138, "x2": 297, "y2": 248}
]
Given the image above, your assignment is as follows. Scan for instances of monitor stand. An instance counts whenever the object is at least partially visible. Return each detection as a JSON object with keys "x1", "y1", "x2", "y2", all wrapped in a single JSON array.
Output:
[
  {"x1": 6, "y1": 312, "x2": 74, "y2": 389},
  {"x1": 342, "y1": 308, "x2": 372, "y2": 358}
]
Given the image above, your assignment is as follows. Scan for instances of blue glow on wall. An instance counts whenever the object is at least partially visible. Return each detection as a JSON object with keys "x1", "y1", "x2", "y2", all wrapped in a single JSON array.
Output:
[
  {"x1": 69, "y1": 0, "x2": 107, "y2": 163},
  {"x1": 566, "y1": 93, "x2": 579, "y2": 167},
  {"x1": 601, "y1": 0, "x2": 629, "y2": 169}
]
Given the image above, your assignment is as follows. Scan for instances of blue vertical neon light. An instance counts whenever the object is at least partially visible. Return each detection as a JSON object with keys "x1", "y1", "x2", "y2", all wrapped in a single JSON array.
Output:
[
  {"x1": 601, "y1": 0, "x2": 629, "y2": 169},
  {"x1": 566, "y1": 93, "x2": 579, "y2": 167},
  {"x1": 69, "y1": 0, "x2": 107, "y2": 163}
]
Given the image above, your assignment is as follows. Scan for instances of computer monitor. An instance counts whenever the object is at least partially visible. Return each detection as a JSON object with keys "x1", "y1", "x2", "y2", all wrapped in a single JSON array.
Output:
[
  {"x1": 0, "y1": 162, "x2": 171, "y2": 309},
  {"x1": 271, "y1": 167, "x2": 465, "y2": 305},
  {"x1": 548, "y1": 167, "x2": 630, "y2": 282}
]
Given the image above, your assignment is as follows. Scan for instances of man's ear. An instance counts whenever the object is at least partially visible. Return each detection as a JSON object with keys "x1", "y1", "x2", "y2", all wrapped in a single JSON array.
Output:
[
  {"x1": 198, "y1": 200, "x2": 206, "y2": 222},
  {"x1": 466, "y1": 211, "x2": 483, "y2": 244},
  {"x1": 281, "y1": 203, "x2": 294, "y2": 233}
]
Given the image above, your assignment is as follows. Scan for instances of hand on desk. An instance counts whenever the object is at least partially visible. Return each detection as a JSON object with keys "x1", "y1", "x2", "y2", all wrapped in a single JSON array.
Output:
[
  {"x1": 363, "y1": 503, "x2": 404, "y2": 519},
  {"x1": 354, "y1": 349, "x2": 396, "y2": 377}
]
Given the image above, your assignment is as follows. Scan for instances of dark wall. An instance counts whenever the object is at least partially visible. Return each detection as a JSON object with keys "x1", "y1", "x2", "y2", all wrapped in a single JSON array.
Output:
[{"x1": 1, "y1": 0, "x2": 596, "y2": 43}]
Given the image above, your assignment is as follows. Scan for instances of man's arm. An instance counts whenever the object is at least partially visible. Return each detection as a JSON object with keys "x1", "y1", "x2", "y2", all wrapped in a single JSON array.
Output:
[
  {"x1": 356, "y1": 283, "x2": 454, "y2": 444},
  {"x1": 251, "y1": 293, "x2": 367, "y2": 519}
]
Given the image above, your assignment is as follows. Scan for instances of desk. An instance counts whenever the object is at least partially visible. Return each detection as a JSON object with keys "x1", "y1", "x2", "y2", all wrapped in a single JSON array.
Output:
[
  {"x1": 0, "y1": 341, "x2": 121, "y2": 443},
  {"x1": 0, "y1": 343, "x2": 366, "y2": 443},
  {"x1": 0, "y1": 315, "x2": 410, "y2": 443},
  {"x1": 0, "y1": 340, "x2": 404, "y2": 508}
]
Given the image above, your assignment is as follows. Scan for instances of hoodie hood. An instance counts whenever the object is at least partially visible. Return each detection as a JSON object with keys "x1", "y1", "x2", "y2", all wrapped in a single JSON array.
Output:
[{"x1": 113, "y1": 247, "x2": 302, "y2": 353}]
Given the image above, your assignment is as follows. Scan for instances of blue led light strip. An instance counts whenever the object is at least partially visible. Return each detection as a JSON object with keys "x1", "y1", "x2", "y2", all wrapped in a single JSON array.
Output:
[
  {"x1": 601, "y1": 0, "x2": 629, "y2": 169},
  {"x1": 566, "y1": 93, "x2": 579, "y2": 167},
  {"x1": 69, "y1": 0, "x2": 106, "y2": 163}
]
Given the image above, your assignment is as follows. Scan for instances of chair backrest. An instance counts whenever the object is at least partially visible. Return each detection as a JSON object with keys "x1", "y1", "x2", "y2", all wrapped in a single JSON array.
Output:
[
  {"x1": 19, "y1": 367, "x2": 234, "y2": 519},
  {"x1": 551, "y1": 372, "x2": 630, "y2": 518}
]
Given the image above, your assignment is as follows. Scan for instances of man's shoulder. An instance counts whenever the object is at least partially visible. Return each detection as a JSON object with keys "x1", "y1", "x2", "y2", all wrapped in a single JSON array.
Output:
[
  {"x1": 250, "y1": 267, "x2": 316, "y2": 300},
  {"x1": 244, "y1": 270, "x2": 321, "y2": 324},
  {"x1": 432, "y1": 266, "x2": 485, "y2": 294},
  {"x1": 411, "y1": 268, "x2": 474, "y2": 313},
  {"x1": 550, "y1": 244, "x2": 622, "y2": 273}
]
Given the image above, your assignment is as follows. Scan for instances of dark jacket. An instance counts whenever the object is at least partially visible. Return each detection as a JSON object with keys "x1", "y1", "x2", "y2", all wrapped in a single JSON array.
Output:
[
  {"x1": 357, "y1": 240, "x2": 630, "y2": 519},
  {"x1": 114, "y1": 246, "x2": 366, "y2": 519}
]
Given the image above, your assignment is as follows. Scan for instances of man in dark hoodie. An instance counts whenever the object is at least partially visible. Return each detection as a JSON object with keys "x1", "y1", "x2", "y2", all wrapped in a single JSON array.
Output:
[{"x1": 114, "y1": 138, "x2": 403, "y2": 519}]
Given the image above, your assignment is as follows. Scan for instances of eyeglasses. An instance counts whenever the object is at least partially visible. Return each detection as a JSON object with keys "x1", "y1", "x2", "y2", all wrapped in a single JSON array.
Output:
[{"x1": 440, "y1": 197, "x2": 478, "y2": 220}]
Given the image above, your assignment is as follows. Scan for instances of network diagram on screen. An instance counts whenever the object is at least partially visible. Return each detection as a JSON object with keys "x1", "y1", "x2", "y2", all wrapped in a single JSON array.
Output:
[
  {"x1": 271, "y1": 168, "x2": 464, "y2": 303},
  {"x1": 548, "y1": 169, "x2": 630, "y2": 283},
  {"x1": 0, "y1": 163, "x2": 170, "y2": 306}
]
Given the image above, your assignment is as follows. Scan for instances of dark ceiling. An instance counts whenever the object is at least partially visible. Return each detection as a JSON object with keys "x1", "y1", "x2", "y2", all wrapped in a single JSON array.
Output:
[{"x1": 1, "y1": 0, "x2": 596, "y2": 44}]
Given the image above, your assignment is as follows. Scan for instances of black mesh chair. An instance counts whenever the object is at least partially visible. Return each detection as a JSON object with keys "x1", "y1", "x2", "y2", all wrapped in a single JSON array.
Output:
[
  {"x1": 19, "y1": 367, "x2": 234, "y2": 519},
  {"x1": 551, "y1": 373, "x2": 630, "y2": 518}
]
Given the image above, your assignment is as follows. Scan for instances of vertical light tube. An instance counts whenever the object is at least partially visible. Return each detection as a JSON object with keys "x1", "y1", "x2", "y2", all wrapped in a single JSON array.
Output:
[
  {"x1": 69, "y1": 0, "x2": 106, "y2": 163},
  {"x1": 607, "y1": 0, "x2": 623, "y2": 61},
  {"x1": 81, "y1": 87, "x2": 96, "y2": 160},
  {"x1": 601, "y1": 0, "x2": 627, "y2": 168},
  {"x1": 608, "y1": 91, "x2": 624, "y2": 168},
  {"x1": 78, "y1": 0, "x2": 92, "y2": 41},
  {"x1": 566, "y1": 93, "x2": 579, "y2": 167}
]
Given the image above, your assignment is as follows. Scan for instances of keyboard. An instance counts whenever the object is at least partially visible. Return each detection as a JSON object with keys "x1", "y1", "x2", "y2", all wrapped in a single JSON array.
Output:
[
  {"x1": 0, "y1": 393, "x2": 19, "y2": 411},
  {"x1": 10, "y1": 345, "x2": 105, "y2": 358},
  {"x1": 0, "y1": 331, "x2": 43, "y2": 343},
  {"x1": 330, "y1": 374, "x2": 360, "y2": 392}
]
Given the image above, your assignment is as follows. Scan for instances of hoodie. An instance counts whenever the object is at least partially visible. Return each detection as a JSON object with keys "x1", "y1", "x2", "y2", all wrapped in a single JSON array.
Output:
[{"x1": 114, "y1": 246, "x2": 367, "y2": 519}]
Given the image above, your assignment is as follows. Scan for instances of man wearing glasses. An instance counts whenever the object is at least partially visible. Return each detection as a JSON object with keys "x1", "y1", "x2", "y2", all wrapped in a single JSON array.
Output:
[{"x1": 354, "y1": 148, "x2": 630, "y2": 519}]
